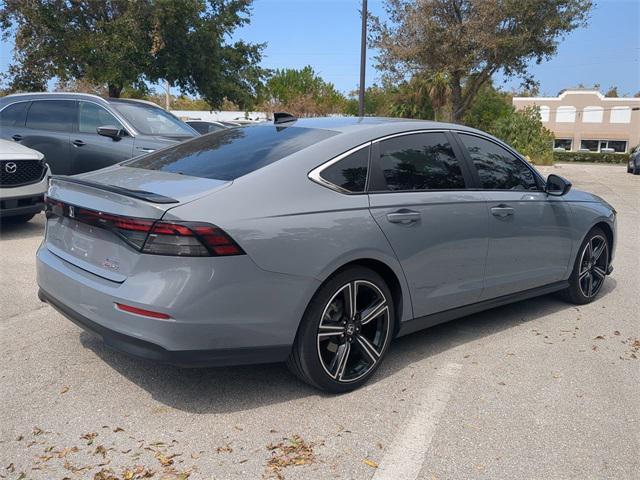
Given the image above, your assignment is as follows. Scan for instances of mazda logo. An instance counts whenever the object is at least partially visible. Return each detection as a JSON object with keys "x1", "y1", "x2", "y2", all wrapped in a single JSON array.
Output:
[{"x1": 4, "y1": 162, "x2": 17, "y2": 174}]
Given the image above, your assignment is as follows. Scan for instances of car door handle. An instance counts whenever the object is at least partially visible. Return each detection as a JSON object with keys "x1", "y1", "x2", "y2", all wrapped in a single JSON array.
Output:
[
  {"x1": 72, "y1": 139, "x2": 86, "y2": 147},
  {"x1": 136, "y1": 147, "x2": 155, "y2": 153},
  {"x1": 11, "y1": 134, "x2": 22, "y2": 141},
  {"x1": 386, "y1": 210, "x2": 421, "y2": 224},
  {"x1": 491, "y1": 205, "x2": 515, "y2": 218}
]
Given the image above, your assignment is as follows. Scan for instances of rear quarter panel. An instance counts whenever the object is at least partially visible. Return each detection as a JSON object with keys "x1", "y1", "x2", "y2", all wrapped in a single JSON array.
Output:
[{"x1": 162, "y1": 137, "x2": 414, "y2": 323}]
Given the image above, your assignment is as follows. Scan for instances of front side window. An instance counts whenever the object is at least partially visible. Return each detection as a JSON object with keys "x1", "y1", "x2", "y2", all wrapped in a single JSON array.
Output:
[
  {"x1": 26, "y1": 100, "x2": 75, "y2": 132},
  {"x1": 374, "y1": 132, "x2": 466, "y2": 191},
  {"x1": 0, "y1": 102, "x2": 28, "y2": 127},
  {"x1": 319, "y1": 146, "x2": 369, "y2": 193},
  {"x1": 111, "y1": 102, "x2": 195, "y2": 136},
  {"x1": 459, "y1": 134, "x2": 537, "y2": 190},
  {"x1": 78, "y1": 101, "x2": 124, "y2": 134},
  {"x1": 127, "y1": 125, "x2": 338, "y2": 181}
]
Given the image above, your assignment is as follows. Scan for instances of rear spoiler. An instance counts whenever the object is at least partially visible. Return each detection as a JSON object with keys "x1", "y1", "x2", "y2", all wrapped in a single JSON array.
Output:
[{"x1": 50, "y1": 176, "x2": 179, "y2": 204}]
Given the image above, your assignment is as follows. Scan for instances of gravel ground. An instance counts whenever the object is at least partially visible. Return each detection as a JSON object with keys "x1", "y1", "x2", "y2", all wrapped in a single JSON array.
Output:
[{"x1": 1, "y1": 163, "x2": 638, "y2": 480}]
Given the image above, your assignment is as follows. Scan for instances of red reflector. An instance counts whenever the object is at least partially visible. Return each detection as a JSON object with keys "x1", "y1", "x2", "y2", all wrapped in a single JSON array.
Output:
[{"x1": 115, "y1": 303, "x2": 171, "y2": 319}]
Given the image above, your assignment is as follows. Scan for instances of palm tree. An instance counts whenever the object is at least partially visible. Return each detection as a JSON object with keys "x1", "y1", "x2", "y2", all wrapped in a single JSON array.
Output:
[{"x1": 426, "y1": 72, "x2": 450, "y2": 121}]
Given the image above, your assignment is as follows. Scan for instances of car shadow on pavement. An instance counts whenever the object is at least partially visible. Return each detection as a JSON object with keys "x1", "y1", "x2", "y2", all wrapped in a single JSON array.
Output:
[
  {"x1": 80, "y1": 279, "x2": 616, "y2": 414},
  {"x1": 0, "y1": 214, "x2": 45, "y2": 240}
]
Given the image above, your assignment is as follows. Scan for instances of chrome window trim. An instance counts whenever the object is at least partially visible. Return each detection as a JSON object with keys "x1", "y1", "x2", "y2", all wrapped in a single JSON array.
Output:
[
  {"x1": 309, "y1": 127, "x2": 545, "y2": 194},
  {"x1": 308, "y1": 141, "x2": 372, "y2": 195},
  {"x1": 0, "y1": 98, "x2": 138, "y2": 136}
]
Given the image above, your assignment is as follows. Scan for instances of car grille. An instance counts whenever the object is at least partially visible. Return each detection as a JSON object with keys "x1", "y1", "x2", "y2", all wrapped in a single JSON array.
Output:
[{"x1": 0, "y1": 160, "x2": 46, "y2": 187}]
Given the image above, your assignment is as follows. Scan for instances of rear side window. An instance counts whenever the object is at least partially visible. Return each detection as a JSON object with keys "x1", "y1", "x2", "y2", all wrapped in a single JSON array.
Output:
[
  {"x1": 0, "y1": 102, "x2": 28, "y2": 127},
  {"x1": 78, "y1": 101, "x2": 124, "y2": 134},
  {"x1": 374, "y1": 132, "x2": 466, "y2": 191},
  {"x1": 459, "y1": 134, "x2": 537, "y2": 190},
  {"x1": 127, "y1": 125, "x2": 338, "y2": 181},
  {"x1": 319, "y1": 146, "x2": 369, "y2": 193},
  {"x1": 26, "y1": 100, "x2": 75, "y2": 132}
]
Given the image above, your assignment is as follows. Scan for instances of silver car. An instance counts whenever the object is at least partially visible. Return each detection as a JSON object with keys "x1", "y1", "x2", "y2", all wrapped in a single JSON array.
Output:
[{"x1": 37, "y1": 117, "x2": 616, "y2": 393}]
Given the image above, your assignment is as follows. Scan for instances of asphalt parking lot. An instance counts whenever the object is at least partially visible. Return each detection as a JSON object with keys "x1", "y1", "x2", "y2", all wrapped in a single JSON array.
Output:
[{"x1": 1, "y1": 163, "x2": 638, "y2": 480}]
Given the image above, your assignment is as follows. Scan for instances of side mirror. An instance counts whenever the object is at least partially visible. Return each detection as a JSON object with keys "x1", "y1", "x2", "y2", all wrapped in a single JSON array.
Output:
[
  {"x1": 97, "y1": 125, "x2": 125, "y2": 140},
  {"x1": 545, "y1": 174, "x2": 572, "y2": 196}
]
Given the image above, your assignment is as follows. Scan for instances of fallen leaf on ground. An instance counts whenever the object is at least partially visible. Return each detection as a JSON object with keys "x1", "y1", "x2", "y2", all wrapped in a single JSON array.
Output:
[
  {"x1": 266, "y1": 435, "x2": 315, "y2": 476},
  {"x1": 60, "y1": 386, "x2": 70, "y2": 394},
  {"x1": 363, "y1": 459, "x2": 379, "y2": 468},
  {"x1": 81, "y1": 432, "x2": 98, "y2": 445}
]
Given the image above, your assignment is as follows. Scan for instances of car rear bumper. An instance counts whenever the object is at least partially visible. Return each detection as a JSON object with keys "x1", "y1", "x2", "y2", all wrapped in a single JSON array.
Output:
[
  {"x1": 38, "y1": 288, "x2": 290, "y2": 367},
  {"x1": 36, "y1": 244, "x2": 319, "y2": 366}
]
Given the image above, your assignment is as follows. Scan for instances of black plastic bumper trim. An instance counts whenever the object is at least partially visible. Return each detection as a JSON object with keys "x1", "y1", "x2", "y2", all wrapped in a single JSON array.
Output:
[{"x1": 38, "y1": 288, "x2": 291, "y2": 367}]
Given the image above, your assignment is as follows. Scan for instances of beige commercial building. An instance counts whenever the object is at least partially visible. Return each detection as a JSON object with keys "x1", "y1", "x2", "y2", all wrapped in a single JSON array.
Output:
[{"x1": 513, "y1": 89, "x2": 640, "y2": 153}]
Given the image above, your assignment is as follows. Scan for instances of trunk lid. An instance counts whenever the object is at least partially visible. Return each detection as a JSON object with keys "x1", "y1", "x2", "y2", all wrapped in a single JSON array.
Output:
[{"x1": 45, "y1": 166, "x2": 230, "y2": 281}]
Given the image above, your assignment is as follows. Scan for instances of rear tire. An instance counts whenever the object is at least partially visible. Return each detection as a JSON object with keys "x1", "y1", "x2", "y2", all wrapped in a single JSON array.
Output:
[
  {"x1": 287, "y1": 266, "x2": 395, "y2": 393},
  {"x1": 560, "y1": 227, "x2": 609, "y2": 304}
]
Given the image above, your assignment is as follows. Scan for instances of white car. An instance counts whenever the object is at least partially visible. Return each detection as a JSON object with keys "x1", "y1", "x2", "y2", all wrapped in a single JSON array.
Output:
[{"x1": 0, "y1": 140, "x2": 50, "y2": 223}]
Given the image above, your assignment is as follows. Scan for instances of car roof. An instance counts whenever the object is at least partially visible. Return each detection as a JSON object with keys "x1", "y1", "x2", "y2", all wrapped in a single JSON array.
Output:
[
  {"x1": 269, "y1": 116, "x2": 484, "y2": 136},
  {"x1": 0, "y1": 92, "x2": 162, "y2": 109}
]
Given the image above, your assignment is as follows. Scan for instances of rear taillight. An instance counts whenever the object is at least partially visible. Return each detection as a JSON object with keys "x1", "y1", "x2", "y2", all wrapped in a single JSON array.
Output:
[{"x1": 45, "y1": 197, "x2": 244, "y2": 257}]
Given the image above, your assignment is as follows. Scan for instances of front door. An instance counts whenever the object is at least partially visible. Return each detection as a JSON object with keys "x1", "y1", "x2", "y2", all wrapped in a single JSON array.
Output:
[
  {"x1": 368, "y1": 131, "x2": 489, "y2": 318},
  {"x1": 70, "y1": 101, "x2": 135, "y2": 174},
  {"x1": 455, "y1": 132, "x2": 573, "y2": 300}
]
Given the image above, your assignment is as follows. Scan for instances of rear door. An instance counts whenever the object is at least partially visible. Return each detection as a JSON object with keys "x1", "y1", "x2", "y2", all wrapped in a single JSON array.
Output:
[
  {"x1": 21, "y1": 100, "x2": 74, "y2": 174},
  {"x1": 454, "y1": 132, "x2": 573, "y2": 299},
  {"x1": 368, "y1": 131, "x2": 489, "y2": 318},
  {"x1": 70, "y1": 100, "x2": 135, "y2": 174}
]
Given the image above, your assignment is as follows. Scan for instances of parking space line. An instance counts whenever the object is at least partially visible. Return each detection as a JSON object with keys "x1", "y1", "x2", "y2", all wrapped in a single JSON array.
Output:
[{"x1": 372, "y1": 362, "x2": 462, "y2": 480}]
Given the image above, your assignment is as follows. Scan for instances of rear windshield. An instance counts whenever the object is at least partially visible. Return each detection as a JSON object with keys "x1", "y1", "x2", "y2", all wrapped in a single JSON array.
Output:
[
  {"x1": 111, "y1": 102, "x2": 195, "y2": 136},
  {"x1": 126, "y1": 125, "x2": 338, "y2": 181}
]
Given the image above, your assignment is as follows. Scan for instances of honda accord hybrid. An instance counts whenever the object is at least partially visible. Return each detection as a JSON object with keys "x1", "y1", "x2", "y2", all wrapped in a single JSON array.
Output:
[{"x1": 37, "y1": 116, "x2": 616, "y2": 392}]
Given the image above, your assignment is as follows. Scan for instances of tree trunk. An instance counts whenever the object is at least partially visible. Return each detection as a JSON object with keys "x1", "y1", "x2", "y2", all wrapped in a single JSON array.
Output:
[
  {"x1": 108, "y1": 83, "x2": 122, "y2": 98},
  {"x1": 449, "y1": 74, "x2": 463, "y2": 123}
]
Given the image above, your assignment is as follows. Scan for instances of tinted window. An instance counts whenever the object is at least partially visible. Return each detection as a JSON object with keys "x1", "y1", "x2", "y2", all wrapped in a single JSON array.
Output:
[
  {"x1": 78, "y1": 101, "x2": 123, "y2": 134},
  {"x1": 319, "y1": 146, "x2": 369, "y2": 192},
  {"x1": 460, "y1": 134, "x2": 537, "y2": 190},
  {"x1": 127, "y1": 125, "x2": 337, "y2": 181},
  {"x1": 375, "y1": 132, "x2": 465, "y2": 191},
  {"x1": 26, "y1": 100, "x2": 74, "y2": 132},
  {"x1": 0, "y1": 102, "x2": 28, "y2": 127},
  {"x1": 111, "y1": 102, "x2": 194, "y2": 136}
]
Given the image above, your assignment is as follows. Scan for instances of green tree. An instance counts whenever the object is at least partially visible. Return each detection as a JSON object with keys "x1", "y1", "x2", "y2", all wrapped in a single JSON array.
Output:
[
  {"x1": 371, "y1": 0, "x2": 592, "y2": 122},
  {"x1": 261, "y1": 66, "x2": 347, "y2": 116},
  {"x1": 463, "y1": 83, "x2": 513, "y2": 130},
  {"x1": 0, "y1": 0, "x2": 266, "y2": 109},
  {"x1": 604, "y1": 86, "x2": 619, "y2": 98},
  {"x1": 488, "y1": 106, "x2": 555, "y2": 165}
]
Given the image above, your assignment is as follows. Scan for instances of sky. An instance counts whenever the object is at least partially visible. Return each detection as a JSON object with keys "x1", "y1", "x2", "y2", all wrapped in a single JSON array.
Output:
[{"x1": 1, "y1": 0, "x2": 638, "y2": 97}]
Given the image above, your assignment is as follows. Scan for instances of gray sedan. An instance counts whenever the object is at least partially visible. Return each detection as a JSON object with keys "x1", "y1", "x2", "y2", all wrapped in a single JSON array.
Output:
[{"x1": 36, "y1": 116, "x2": 616, "y2": 392}]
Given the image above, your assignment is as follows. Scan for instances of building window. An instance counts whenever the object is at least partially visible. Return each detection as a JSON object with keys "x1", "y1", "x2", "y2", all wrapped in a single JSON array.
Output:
[
  {"x1": 582, "y1": 106, "x2": 603, "y2": 123},
  {"x1": 580, "y1": 140, "x2": 599, "y2": 152},
  {"x1": 553, "y1": 139, "x2": 572, "y2": 151},
  {"x1": 538, "y1": 106, "x2": 550, "y2": 122},
  {"x1": 600, "y1": 140, "x2": 627, "y2": 153},
  {"x1": 610, "y1": 106, "x2": 631, "y2": 123},
  {"x1": 580, "y1": 140, "x2": 627, "y2": 153},
  {"x1": 556, "y1": 106, "x2": 576, "y2": 123}
]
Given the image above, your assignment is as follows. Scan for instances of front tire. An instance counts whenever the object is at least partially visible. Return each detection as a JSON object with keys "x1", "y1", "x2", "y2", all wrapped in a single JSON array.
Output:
[
  {"x1": 561, "y1": 228, "x2": 609, "y2": 304},
  {"x1": 287, "y1": 266, "x2": 395, "y2": 393}
]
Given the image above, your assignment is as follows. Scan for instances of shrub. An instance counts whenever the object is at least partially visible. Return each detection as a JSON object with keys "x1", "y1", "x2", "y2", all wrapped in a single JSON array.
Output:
[
  {"x1": 553, "y1": 151, "x2": 629, "y2": 164},
  {"x1": 488, "y1": 107, "x2": 555, "y2": 165}
]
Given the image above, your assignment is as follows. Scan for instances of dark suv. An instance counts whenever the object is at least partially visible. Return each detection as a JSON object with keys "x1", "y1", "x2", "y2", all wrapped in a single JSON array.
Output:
[{"x1": 0, "y1": 93, "x2": 198, "y2": 175}]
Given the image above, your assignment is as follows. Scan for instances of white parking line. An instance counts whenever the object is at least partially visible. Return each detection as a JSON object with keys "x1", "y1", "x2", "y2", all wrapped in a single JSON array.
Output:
[{"x1": 372, "y1": 362, "x2": 463, "y2": 480}]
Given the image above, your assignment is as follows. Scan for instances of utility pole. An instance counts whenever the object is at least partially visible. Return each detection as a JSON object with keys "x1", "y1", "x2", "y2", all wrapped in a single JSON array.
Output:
[
  {"x1": 165, "y1": 79, "x2": 171, "y2": 111},
  {"x1": 358, "y1": 0, "x2": 367, "y2": 117}
]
